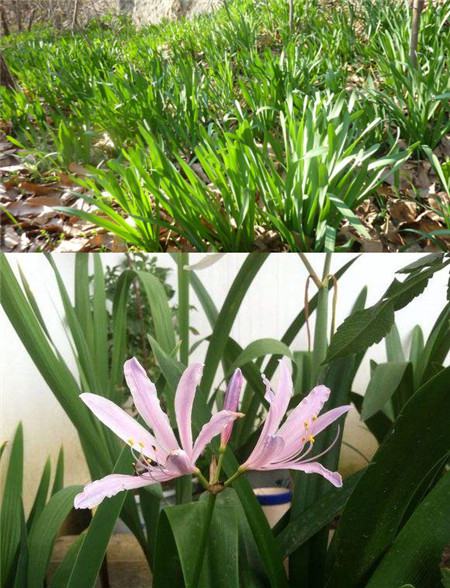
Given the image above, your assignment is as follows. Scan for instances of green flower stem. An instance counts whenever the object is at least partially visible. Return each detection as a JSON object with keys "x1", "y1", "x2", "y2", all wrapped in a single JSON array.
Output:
[
  {"x1": 190, "y1": 492, "x2": 217, "y2": 587},
  {"x1": 196, "y1": 469, "x2": 211, "y2": 491},
  {"x1": 298, "y1": 253, "x2": 323, "y2": 288},
  {"x1": 213, "y1": 448, "x2": 226, "y2": 484},
  {"x1": 223, "y1": 467, "x2": 245, "y2": 488},
  {"x1": 175, "y1": 253, "x2": 192, "y2": 504}
]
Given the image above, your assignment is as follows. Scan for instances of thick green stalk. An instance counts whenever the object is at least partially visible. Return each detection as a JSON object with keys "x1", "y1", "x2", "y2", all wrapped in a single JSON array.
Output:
[
  {"x1": 177, "y1": 252, "x2": 190, "y2": 366},
  {"x1": 312, "y1": 254, "x2": 331, "y2": 384},
  {"x1": 175, "y1": 253, "x2": 192, "y2": 504},
  {"x1": 189, "y1": 493, "x2": 217, "y2": 588}
]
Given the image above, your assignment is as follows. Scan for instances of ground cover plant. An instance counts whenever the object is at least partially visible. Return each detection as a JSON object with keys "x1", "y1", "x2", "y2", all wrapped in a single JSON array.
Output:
[
  {"x1": 0, "y1": 0, "x2": 449, "y2": 251},
  {"x1": 1, "y1": 252, "x2": 449, "y2": 586}
]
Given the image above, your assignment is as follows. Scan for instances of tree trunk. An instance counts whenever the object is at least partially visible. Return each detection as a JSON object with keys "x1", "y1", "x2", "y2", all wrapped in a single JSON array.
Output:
[
  {"x1": 0, "y1": 6, "x2": 10, "y2": 36},
  {"x1": 15, "y1": 0, "x2": 23, "y2": 31},
  {"x1": 409, "y1": 0, "x2": 425, "y2": 67},
  {"x1": 288, "y1": 0, "x2": 294, "y2": 33},
  {"x1": 0, "y1": 52, "x2": 16, "y2": 90},
  {"x1": 71, "y1": 0, "x2": 80, "y2": 30}
]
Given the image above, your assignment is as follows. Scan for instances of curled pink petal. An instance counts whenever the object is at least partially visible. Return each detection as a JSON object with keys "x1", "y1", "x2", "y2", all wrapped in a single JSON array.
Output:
[
  {"x1": 175, "y1": 363, "x2": 203, "y2": 457},
  {"x1": 80, "y1": 393, "x2": 158, "y2": 459},
  {"x1": 285, "y1": 462, "x2": 343, "y2": 487},
  {"x1": 221, "y1": 369, "x2": 243, "y2": 447},
  {"x1": 74, "y1": 473, "x2": 167, "y2": 509},
  {"x1": 165, "y1": 449, "x2": 196, "y2": 476},
  {"x1": 310, "y1": 405, "x2": 351, "y2": 437},
  {"x1": 240, "y1": 364, "x2": 348, "y2": 491},
  {"x1": 243, "y1": 434, "x2": 285, "y2": 470},
  {"x1": 240, "y1": 359, "x2": 292, "y2": 469},
  {"x1": 124, "y1": 358, "x2": 179, "y2": 454},
  {"x1": 192, "y1": 410, "x2": 243, "y2": 462}
]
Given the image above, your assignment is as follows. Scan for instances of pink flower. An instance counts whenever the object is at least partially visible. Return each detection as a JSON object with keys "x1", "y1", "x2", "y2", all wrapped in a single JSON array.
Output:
[
  {"x1": 74, "y1": 358, "x2": 242, "y2": 509},
  {"x1": 220, "y1": 368, "x2": 243, "y2": 448},
  {"x1": 240, "y1": 359, "x2": 350, "y2": 487}
]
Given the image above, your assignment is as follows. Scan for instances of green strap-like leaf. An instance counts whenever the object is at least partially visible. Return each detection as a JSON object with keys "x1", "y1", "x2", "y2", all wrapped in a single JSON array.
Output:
[
  {"x1": 27, "y1": 486, "x2": 82, "y2": 588},
  {"x1": 361, "y1": 362, "x2": 411, "y2": 421},
  {"x1": 327, "y1": 367, "x2": 450, "y2": 587},
  {"x1": 226, "y1": 338, "x2": 293, "y2": 376},
  {"x1": 65, "y1": 448, "x2": 132, "y2": 588},
  {"x1": 201, "y1": 253, "x2": 268, "y2": 403},
  {"x1": 222, "y1": 452, "x2": 288, "y2": 588},
  {"x1": 1, "y1": 424, "x2": 24, "y2": 588},
  {"x1": 277, "y1": 470, "x2": 364, "y2": 557},
  {"x1": 366, "y1": 471, "x2": 450, "y2": 587},
  {"x1": 27, "y1": 458, "x2": 51, "y2": 532},
  {"x1": 153, "y1": 490, "x2": 239, "y2": 588}
]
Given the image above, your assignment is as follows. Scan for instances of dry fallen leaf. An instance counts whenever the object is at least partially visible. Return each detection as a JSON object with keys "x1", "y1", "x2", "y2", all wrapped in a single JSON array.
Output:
[{"x1": 388, "y1": 199, "x2": 417, "y2": 225}]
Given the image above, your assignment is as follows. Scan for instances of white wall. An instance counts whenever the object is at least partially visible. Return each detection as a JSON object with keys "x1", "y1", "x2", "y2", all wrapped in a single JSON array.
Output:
[{"x1": 1, "y1": 253, "x2": 448, "y2": 509}]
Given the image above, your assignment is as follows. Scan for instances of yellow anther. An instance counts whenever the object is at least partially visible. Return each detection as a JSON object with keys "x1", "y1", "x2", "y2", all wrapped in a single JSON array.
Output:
[
  {"x1": 312, "y1": 415, "x2": 318, "y2": 421},
  {"x1": 304, "y1": 421, "x2": 309, "y2": 430},
  {"x1": 308, "y1": 435, "x2": 315, "y2": 445},
  {"x1": 127, "y1": 438, "x2": 135, "y2": 446},
  {"x1": 138, "y1": 441, "x2": 144, "y2": 448}
]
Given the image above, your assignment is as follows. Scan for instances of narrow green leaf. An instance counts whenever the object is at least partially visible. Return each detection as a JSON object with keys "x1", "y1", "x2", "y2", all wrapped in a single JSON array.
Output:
[
  {"x1": 222, "y1": 451, "x2": 288, "y2": 588},
  {"x1": 27, "y1": 486, "x2": 82, "y2": 588},
  {"x1": 27, "y1": 458, "x2": 51, "y2": 532},
  {"x1": 227, "y1": 338, "x2": 293, "y2": 375},
  {"x1": 0, "y1": 424, "x2": 24, "y2": 588},
  {"x1": 201, "y1": 254, "x2": 268, "y2": 403},
  {"x1": 65, "y1": 448, "x2": 132, "y2": 588},
  {"x1": 51, "y1": 448, "x2": 64, "y2": 496},
  {"x1": 361, "y1": 362, "x2": 411, "y2": 421}
]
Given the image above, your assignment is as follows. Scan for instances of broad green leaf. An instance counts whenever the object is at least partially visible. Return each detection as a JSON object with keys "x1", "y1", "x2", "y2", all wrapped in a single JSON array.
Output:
[
  {"x1": 385, "y1": 323, "x2": 405, "y2": 363},
  {"x1": 350, "y1": 392, "x2": 392, "y2": 444},
  {"x1": 153, "y1": 490, "x2": 239, "y2": 588},
  {"x1": 277, "y1": 470, "x2": 364, "y2": 557},
  {"x1": 361, "y1": 362, "x2": 411, "y2": 420},
  {"x1": 227, "y1": 338, "x2": 293, "y2": 375},
  {"x1": 326, "y1": 301, "x2": 394, "y2": 362},
  {"x1": 366, "y1": 471, "x2": 450, "y2": 587},
  {"x1": 27, "y1": 486, "x2": 82, "y2": 588},
  {"x1": 0, "y1": 424, "x2": 24, "y2": 588},
  {"x1": 326, "y1": 257, "x2": 449, "y2": 363},
  {"x1": 222, "y1": 451, "x2": 288, "y2": 588},
  {"x1": 327, "y1": 367, "x2": 450, "y2": 587}
]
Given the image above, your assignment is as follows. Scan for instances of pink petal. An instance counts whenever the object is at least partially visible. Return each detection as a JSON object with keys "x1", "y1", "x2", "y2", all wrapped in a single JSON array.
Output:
[
  {"x1": 74, "y1": 473, "x2": 165, "y2": 509},
  {"x1": 243, "y1": 434, "x2": 285, "y2": 470},
  {"x1": 174, "y1": 363, "x2": 203, "y2": 457},
  {"x1": 241, "y1": 360, "x2": 292, "y2": 469},
  {"x1": 124, "y1": 358, "x2": 179, "y2": 454},
  {"x1": 221, "y1": 369, "x2": 243, "y2": 446},
  {"x1": 192, "y1": 410, "x2": 242, "y2": 462},
  {"x1": 310, "y1": 405, "x2": 351, "y2": 437},
  {"x1": 80, "y1": 393, "x2": 157, "y2": 460},
  {"x1": 266, "y1": 358, "x2": 293, "y2": 435},
  {"x1": 286, "y1": 461, "x2": 343, "y2": 487},
  {"x1": 277, "y1": 384, "x2": 331, "y2": 447},
  {"x1": 165, "y1": 449, "x2": 196, "y2": 475}
]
